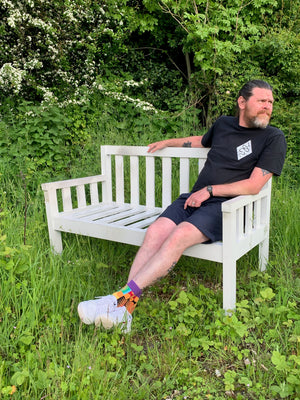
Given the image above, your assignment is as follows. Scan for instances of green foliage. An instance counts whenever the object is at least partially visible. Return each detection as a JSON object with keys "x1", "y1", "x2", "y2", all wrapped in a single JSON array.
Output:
[
  {"x1": 0, "y1": 138, "x2": 299, "y2": 399},
  {"x1": 0, "y1": 87, "x2": 204, "y2": 191},
  {"x1": 0, "y1": 101, "x2": 73, "y2": 178},
  {"x1": 156, "y1": 0, "x2": 300, "y2": 127}
]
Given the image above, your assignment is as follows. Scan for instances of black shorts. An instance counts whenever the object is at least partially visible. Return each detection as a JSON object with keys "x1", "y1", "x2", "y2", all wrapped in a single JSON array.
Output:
[{"x1": 159, "y1": 193, "x2": 231, "y2": 243}]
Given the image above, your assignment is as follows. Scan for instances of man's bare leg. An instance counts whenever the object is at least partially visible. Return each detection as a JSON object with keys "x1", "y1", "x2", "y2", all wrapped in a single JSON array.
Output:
[
  {"x1": 128, "y1": 217, "x2": 177, "y2": 282},
  {"x1": 130, "y1": 221, "x2": 208, "y2": 289},
  {"x1": 78, "y1": 220, "x2": 208, "y2": 328}
]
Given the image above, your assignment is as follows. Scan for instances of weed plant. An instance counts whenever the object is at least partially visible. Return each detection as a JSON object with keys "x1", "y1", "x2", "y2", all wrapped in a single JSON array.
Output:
[{"x1": 0, "y1": 101, "x2": 299, "y2": 399}]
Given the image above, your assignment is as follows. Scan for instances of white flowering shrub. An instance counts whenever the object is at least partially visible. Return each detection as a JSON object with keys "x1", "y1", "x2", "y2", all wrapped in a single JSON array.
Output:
[
  {"x1": 0, "y1": 0, "x2": 133, "y2": 100},
  {"x1": 0, "y1": 63, "x2": 25, "y2": 94}
]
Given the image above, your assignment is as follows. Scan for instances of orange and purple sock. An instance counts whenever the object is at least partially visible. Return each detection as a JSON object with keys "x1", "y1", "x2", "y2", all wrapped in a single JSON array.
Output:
[{"x1": 113, "y1": 280, "x2": 142, "y2": 314}]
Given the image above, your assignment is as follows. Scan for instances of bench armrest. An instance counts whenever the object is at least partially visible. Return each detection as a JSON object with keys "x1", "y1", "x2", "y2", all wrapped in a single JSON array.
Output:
[
  {"x1": 221, "y1": 182, "x2": 272, "y2": 251},
  {"x1": 41, "y1": 174, "x2": 106, "y2": 213},
  {"x1": 221, "y1": 181, "x2": 271, "y2": 213},
  {"x1": 222, "y1": 192, "x2": 266, "y2": 213},
  {"x1": 41, "y1": 174, "x2": 106, "y2": 191}
]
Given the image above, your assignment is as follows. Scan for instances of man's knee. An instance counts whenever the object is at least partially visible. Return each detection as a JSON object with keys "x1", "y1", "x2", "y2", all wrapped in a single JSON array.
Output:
[
  {"x1": 166, "y1": 222, "x2": 208, "y2": 247},
  {"x1": 144, "y1": 217, "x2": 176, "y2": 242}
]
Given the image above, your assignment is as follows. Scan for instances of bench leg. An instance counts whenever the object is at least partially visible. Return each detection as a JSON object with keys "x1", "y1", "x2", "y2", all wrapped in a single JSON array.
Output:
[
  {"x1": 222, "y1": 258, "x2": 236, "y2": 313},
  {"x1": 49, "y1": 229, "x2": 63, "y2": 254},
  {"x1": 259, "y1": 237, "x2": 269, "y2": 272}
]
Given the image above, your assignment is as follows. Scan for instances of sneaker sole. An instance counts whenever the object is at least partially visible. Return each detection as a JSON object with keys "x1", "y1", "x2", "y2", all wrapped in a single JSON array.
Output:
[
  {"x1": 97, "y1": 314, "x2": 114, "y2": 329},
  {"x1": 77, "y1": 303, "x2": 94, "y2": 325},
  {"x1": 95, "y1": 314, "x2": 132, "y2": 333}
]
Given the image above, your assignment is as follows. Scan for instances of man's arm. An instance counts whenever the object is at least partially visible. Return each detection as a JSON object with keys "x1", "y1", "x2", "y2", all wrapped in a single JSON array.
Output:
[
  {"x1": 211, "y1": 167, "x2": 273, "y2": 197},
  {"x1": 147, "y1": 136, "x2": 203, "y2": 153},
  {"x1": 184, "y1": 167, "x2": 273, "y2": 209}
]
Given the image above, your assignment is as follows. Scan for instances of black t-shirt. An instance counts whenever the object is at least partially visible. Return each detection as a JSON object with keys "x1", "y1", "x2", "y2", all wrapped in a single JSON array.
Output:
[{"x1": 192, "y1": 116, "x2": 287, "y2": 192}]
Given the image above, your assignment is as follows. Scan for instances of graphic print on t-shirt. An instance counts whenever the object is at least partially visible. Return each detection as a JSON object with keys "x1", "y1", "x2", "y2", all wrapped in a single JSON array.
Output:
[{"x1": 237, "y1": 140, "x2": 252, "y2": 160}]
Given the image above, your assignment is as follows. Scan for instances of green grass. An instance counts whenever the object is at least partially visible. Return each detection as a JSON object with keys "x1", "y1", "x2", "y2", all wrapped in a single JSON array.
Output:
[{"x1": 0, "y1": 174, "x2": 299, "y2": 400}]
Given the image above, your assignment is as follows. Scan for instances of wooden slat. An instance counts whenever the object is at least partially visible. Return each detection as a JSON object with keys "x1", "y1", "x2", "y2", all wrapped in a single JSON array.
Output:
[
  {"x1": 146, "y1": 157, "x2": 155, "y2": 208},
  {"x1": 130, "y1": 155, "x2": 139, "y2": 205},
  {"x1": 237, "y1": 208, "x2": 244, "y2": 238},
  {"x1": 127, "y1": 214, "x2": 161, "y2": 229},
  {"x1": 76, "y1": 185, "x2": 86, "y2": 208},
  {"x1": 255, "y1": 199, "x2": 261, "y2": 228},
  {"x1": 93, "y1": 208, "x2": 144, "y2": 224},
  {"x1": 62, "y1": 204, "x2": 118, "y2": 218},
  {"x1": 62, "y1": 187, "x2": 72, "y2": 212},
  {"x1": 180, "y1": 158, "x2": 190, "y2": 193},
  {"x1": 110, "y1": 209, "x2": 160, "y2": 227},
  {"x1": 101, "y1": 148, "x2": 112, "y2": 203},
  {"x1": 162, "y1": 157, "x2": 172, "y2": 207},
  {"x1": 41, "y1": 174, "x2": 105, "y2": 190},
  {"x1": 90, "y1": 182, "x2": 99, "y2": 205},
  {"x1": 101, "y1": 145, "x2": 209, "y2": 159},
  {"x1": 260, "y1": 196, "x2": 268, "y2": 224},
  {"x1": 115, "y1": 155, "x2": 124, "y2": 203},
  {"x1": 79, "y1": 205, "x2": 132, "y2": 222},
  {"x1": 244, "y1": 204, "x2": 253, "y2": 234}
]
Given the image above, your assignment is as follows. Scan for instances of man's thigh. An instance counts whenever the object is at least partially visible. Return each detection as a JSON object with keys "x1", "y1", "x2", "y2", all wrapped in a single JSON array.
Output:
[{"x1": 160, "y1": 193, "x2": 225, "y2": 243}]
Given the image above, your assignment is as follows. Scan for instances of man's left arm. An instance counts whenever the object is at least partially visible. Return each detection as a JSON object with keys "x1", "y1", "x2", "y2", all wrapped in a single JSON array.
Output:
[{"x1": 184, "y1": 167, "x2": 273, "y2": 209}]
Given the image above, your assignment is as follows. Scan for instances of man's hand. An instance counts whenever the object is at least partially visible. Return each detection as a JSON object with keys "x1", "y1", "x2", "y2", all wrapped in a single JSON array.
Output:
[
  {"x1": 184, "y1": 188, "x2": 210, "y2": 209},
  {"x1": 147, "y1": 140, "x2": 169, "y2": 153}
]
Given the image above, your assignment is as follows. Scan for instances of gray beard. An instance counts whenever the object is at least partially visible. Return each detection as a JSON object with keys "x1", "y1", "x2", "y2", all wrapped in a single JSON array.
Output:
[{"x1": 250, "y1": 114, "x2": 270, "y2": 129}]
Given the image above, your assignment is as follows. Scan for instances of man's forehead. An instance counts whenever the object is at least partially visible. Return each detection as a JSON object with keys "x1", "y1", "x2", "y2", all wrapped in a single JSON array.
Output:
[{"x1": 250, "y1": 87, "x2": 274, "y2": 100}]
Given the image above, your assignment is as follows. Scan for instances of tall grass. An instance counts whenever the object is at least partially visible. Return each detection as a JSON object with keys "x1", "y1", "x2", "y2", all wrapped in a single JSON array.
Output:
[{"x1": 0, "y1": 153, "x2": 299, "y2": 400}]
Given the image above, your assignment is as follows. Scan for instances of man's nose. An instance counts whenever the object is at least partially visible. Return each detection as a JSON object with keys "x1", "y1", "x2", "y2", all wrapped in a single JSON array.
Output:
[{"x1": 263, "y1": 102, "x2": 272, "y2": 110}]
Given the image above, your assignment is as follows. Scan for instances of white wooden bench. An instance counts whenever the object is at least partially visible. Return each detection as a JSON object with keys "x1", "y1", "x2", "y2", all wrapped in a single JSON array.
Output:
[{"x1": 41, "y1": 145, "x2": 272, "y2": 311}]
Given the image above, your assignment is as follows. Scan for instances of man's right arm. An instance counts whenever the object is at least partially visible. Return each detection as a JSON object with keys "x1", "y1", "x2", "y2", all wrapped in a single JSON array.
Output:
[{"x1": 147, "y1": 136, "x2": 204, "y2": 153}]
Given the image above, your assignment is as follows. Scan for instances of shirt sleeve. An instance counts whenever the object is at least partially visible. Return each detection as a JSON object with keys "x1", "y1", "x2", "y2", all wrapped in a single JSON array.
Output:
[
  {"x1": 256, "y1": 131, "x2": 287, "y2": 176},
  {"x1": 201, "y1": 125, "x2": 215, "y2": 147}
]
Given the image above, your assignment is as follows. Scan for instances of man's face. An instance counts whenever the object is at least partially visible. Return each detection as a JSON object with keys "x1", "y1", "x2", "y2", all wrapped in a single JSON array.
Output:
[{"x1": 239, "y1": 87, "x2": 274, "y2": 129}]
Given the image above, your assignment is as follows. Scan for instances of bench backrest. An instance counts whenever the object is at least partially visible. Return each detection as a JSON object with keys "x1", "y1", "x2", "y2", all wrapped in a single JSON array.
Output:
[{"x1": 100, "y1": 145, "x2": 210, "y2": 208}]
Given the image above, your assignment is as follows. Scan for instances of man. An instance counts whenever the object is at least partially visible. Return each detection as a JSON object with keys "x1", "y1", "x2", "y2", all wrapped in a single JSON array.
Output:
[{"x1": 77, "y1": 79, "x2": 286, "y2": 333}]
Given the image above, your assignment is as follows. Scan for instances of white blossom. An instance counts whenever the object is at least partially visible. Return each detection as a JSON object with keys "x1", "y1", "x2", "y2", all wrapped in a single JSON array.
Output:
[{"x1": 0, "y1": 63, "x2": 25, "y2": 94}]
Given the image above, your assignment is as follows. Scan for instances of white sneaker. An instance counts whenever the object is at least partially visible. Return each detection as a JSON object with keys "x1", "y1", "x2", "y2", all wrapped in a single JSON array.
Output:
[
  {"x1": 77, "y1": 295, "x2": 117, "y2": 325},
  {"x1": 95, "y1": 306, "x2": 132, "y2": 333}
]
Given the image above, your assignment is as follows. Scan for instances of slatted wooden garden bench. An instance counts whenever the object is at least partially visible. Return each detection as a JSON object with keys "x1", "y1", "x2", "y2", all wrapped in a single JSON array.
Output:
[{"x1": 41, "y1": 145, "x2": 272, "y2": 311}]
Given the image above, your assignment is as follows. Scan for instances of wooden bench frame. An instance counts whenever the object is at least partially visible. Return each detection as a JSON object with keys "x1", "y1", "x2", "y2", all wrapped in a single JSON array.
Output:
[{"x1": 41, "y1": 145, "x2": 272, "y2": 311}]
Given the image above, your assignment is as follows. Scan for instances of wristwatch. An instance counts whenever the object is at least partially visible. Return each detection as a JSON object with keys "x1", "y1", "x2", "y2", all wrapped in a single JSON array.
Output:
[{"x1": 206, "y1": 185, "x2": 213, "y2": 197}]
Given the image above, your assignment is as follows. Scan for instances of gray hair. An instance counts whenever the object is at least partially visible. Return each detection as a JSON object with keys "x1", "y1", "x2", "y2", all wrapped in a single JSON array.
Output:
[{"x1": 238, "y1": 80, "x2": 273, "y2": 101}]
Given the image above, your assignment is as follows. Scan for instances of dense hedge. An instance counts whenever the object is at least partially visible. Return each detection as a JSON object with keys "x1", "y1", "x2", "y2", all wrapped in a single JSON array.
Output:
[{"x1": 0, "y1": 0, "x2": 299, "y2": 184}]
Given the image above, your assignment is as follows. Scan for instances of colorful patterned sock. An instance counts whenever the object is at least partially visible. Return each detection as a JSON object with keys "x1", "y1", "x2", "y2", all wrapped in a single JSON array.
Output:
[{"x1": 112, "y1": 280, "x2": 142, "y2": 314}]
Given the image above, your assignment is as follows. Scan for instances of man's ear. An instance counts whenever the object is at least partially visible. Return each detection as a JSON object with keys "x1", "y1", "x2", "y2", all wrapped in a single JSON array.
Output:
[{"x1": 238, "y1": 96, "x2": 246, "y2": 110}]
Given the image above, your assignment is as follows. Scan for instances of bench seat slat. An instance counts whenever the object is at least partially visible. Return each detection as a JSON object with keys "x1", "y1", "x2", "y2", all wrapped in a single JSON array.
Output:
[
  {"x1": 91, "y1": 208, "x2": 149, "y2": 224},
  {"x1": 126, "y1": 215, "x2": 161, "y2": 229},
  {"x1": 61, "y1": 204, "x2": 123, "y2": 219},
  {"x1": 65, "y1": 205, "x2": 132, "y2": 222}
]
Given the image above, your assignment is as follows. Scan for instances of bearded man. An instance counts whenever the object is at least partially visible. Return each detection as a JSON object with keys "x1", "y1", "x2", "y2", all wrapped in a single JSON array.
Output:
[{"x1": 77, "y1": 79, "x2": 287, "y2": 333}]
